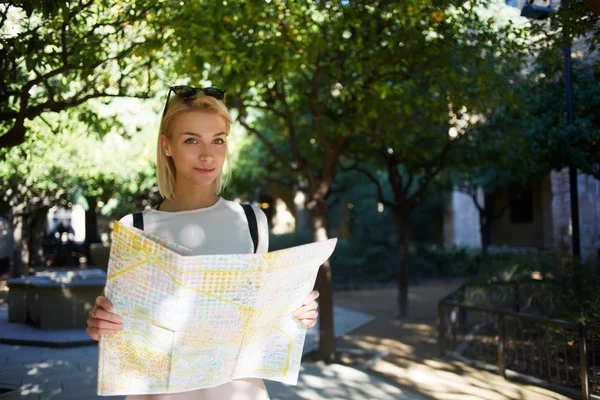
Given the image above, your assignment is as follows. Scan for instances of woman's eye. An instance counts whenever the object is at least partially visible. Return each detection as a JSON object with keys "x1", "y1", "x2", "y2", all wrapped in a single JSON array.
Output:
[
  {"x1": 213, "y1": 138, "x2": 226, "y2": 145},
  {"x1": 184, "y1": 138, "x2": 197, "y2": 144}
]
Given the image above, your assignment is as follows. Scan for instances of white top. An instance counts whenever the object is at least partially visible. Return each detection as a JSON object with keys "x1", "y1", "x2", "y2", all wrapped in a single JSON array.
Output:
[{"x1": 117, "y1": 196, "x2": 270, "y2": 400}]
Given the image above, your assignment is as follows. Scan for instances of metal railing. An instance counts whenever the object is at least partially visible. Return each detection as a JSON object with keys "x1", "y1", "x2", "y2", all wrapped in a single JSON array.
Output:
[{"x1": 439, "y1": 280, "x2": 600, "y2": 399}]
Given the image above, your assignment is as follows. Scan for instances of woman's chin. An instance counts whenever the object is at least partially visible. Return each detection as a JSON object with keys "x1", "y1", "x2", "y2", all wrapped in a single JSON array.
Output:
[{"x1": 181, "y1": 174, "x2": 217, "y2": 188}]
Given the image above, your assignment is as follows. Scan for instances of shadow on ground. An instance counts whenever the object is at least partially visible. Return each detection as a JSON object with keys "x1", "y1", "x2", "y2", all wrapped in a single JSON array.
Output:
[{"x1": 333, "y1": 278, "x2": 569, "y2": 400}]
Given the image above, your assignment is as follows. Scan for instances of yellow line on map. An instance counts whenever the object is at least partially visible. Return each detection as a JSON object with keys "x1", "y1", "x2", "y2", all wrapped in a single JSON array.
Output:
[
  {"x1": 152, "y1": 253, "x2": 324, "y2": 274},
  {"x1": 266, "y1": 325, "x2": 292, "y2": 375},
  {"x1": 107, "y1": 250, "x2": 322, "y2": 282},
  {"x1": 106, "y1": 255, "x2": 149, "y2": 280},
  {"x1": 155, "y1": 263, "x2": 253, "y2": 311},
  {"x1": 119, "y1": 313, "x2": 174, "y2": 332}
]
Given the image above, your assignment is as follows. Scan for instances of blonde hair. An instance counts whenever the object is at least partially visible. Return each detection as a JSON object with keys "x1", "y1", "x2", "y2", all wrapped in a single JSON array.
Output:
[{"x1": 156, "y1": 93, "x2": 233, "y2": 200}]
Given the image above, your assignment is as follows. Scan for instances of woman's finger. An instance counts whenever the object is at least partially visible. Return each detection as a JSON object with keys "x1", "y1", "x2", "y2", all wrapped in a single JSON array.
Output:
[
  {"x1": 302, "y1": 290, "x2": 320, "y2": 305},
  {"x1": 299, "y1": 318, "x2": 317, "y2": 328},
  {"x1": 95, "y1": 296, "x2": 114, "y2": 311},
  {"x1": 294, "y1": 301, "x2": 318, "y2": 317},
  {"x1": 86, "y1": 327, "x2": 122, "y2": 341},
  {"x1": 89, "y1": 306, "x2": 124, "y2": 324},
  {"x1": 86, "y1": 327, "x2": 99, "y2": 341},
  {"x1": 86, "y1": 317, "x2": 124, "y2": 331},
  {"x1": 297, "y1": 310, "x2": 319, "y2": 320}
]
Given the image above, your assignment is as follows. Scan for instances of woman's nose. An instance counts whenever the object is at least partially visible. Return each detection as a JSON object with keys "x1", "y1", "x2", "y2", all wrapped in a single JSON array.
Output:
[{"x1": 198, "y1": 144, "x2": 214, "y2": 160}]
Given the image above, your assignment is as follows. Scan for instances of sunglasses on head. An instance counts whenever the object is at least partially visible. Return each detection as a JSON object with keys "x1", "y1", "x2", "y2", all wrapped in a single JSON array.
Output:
[{"x1": 162, "y1": 85, "x2": 226, "y2": 118}]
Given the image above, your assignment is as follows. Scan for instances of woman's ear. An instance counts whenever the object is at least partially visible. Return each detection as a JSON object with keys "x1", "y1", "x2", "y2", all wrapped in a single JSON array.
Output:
[{"x1": 160, "y1": 135, "x2": 171, "y2": 156}]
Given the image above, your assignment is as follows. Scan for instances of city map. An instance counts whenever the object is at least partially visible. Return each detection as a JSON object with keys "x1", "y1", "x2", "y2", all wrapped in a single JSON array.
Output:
[{"x1": 97, "y1": 221, "x2": 337, "y2": 395}]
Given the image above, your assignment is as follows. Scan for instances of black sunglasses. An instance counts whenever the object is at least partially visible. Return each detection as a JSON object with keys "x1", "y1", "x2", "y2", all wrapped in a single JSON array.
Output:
[{"x1": 162, "y1": 85, "x2": 226, "y2": 118}]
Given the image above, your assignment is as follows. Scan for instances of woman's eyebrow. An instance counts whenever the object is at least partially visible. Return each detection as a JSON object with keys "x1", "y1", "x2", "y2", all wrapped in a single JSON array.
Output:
[{"x1": 181, "y1": 131, "x2": 227, "y2": 137}]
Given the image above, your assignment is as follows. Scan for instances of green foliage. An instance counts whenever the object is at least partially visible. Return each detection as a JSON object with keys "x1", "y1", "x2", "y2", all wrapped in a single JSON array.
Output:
[
  {"x1": 409, "y1": 245, "x2": 480, "y2": 280},
  {"x1": 0, "y1": 0, "x2": 168, "y2": 148},
  {"x1": 472, "y1": 250, "x2": 556, "y2": 283},
  {"x1": 268, "y1": 224, "x2": 313, "y2": 252},
  {"x1": 522, "y1": 64, "x2": 600, "y2": 179},
  {"x1": 0, "y1": 100, "x2": 157, "y2": 218},
  {"x1": 344, "y1": 0, "x2": 531, "y2": 220},
  {"x1": 527, "y1": 0, "x2": 600, "y2": 70},
  {"x1": 513, "y1": 0, "x2": 600, "y2": 179},
  {"x1": 461, "y1": 252, "x2": 600, "y2": 325}
]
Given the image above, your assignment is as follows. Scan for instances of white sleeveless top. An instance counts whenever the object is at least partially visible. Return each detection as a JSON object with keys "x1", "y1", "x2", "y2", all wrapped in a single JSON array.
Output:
[{"x1": 118, "y1": 197, "x2": 270, "y2": 400}]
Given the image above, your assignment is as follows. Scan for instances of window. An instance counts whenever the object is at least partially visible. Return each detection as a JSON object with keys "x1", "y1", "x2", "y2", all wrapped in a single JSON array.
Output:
[{"x1": 509, "y1": 185, "x2": 534, "y2": 223}]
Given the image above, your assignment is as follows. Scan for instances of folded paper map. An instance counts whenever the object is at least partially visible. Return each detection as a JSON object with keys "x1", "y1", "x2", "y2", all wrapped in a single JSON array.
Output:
[{"x1": 97, "y1": 221, "x2": 337, "y2": 396}]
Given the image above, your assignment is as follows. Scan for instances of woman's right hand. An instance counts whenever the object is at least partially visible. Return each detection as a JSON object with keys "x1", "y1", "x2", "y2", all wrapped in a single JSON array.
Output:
[{"x1": 86, "y1": 296, "x2": 124, "y2": 341}]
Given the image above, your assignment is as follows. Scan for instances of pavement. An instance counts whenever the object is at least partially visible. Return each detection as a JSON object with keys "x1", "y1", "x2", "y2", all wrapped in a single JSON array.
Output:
[
  {"x1": 0, "y1": 280, "x2": 570, "y2": 400},
  {"x1": 0, "y1": 304, "x2": 424, "y2": 400},
  {"x1": 333, "y1": 280, "x2": 570, "y2": 400}
]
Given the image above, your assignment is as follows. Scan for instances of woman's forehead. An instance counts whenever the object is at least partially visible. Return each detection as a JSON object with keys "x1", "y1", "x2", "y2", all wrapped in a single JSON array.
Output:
[{"x1": 173, "y1": 111, "x2": 226, "y2": 134}]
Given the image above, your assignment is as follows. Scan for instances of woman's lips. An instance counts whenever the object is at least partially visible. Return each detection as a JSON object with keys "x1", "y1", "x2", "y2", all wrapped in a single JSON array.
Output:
[{"x1": 194, "y1": 167, "x2": 216, "y2": 174}]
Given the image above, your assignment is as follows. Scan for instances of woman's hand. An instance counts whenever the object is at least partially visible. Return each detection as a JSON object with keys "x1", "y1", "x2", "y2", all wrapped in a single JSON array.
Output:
[
  {"x1": 86, "y1": 296, "x2": 124, "y2": 341},
  {"x1": 294, "y1": 290, "x2": 320, "y2": 328}
]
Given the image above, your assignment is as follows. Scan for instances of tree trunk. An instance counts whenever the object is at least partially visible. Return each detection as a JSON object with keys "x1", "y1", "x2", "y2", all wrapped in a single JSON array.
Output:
[
  {"x1": 308, "y1": 203, "x2": 336, "y2": 363},
  {"x1": 27, "y1": 207, "x2": 48, "y2": 269},
  {"x1": 479, "y1": 210, "x2": 490, "y2": 258},
  {"x1": 482, "y1": 192, "x2": 495, "y2": 257},
  {"x1": 84, "y1": 196, "x2": 101, "y2": 261},
  {"x1": 11, "y1": 213, "x2": 27, "y2": 277},
  {"x1": 394, "y1": 209, "x2": 410, "y2": 318}
]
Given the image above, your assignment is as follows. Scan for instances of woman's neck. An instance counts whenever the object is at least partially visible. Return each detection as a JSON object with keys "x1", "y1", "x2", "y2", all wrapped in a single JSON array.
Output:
[{"x1": 159, "y1": 184, "x2": 220, "y2": 212}]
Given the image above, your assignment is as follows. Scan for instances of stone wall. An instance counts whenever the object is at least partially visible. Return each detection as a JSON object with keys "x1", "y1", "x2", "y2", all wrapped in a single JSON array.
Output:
[
  {"x1": 443, "y1": 189, "x2": 482, "y2": 249},
  {"x1": 552, "y1": 169, "x2": 600, "y2": 259}
]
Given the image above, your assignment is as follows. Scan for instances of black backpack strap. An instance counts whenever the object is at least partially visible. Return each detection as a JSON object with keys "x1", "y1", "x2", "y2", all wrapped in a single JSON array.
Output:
[
  {"x1": 241, "y1": 204, "x2": 258, "y2": 253},
  {"x1": 132, "y1": 212, "x2": 144, "y2": 231}
]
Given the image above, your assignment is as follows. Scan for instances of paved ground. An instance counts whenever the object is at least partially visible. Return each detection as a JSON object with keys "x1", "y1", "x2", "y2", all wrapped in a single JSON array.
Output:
[
  {"x1": 0, "y1": 342, "x2": 425, "y2": 400},
  {"x1": 0, "y1": 305, "x2": 421, "y2": 400},
  {"x1": 0, "y1": 279, "x2": 570, "y2": 400},
  {"x1": 333, "y1": 279, "x2": 570, "y2": 400}
]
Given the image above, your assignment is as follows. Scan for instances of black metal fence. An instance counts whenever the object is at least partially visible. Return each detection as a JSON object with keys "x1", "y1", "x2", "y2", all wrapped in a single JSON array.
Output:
[{"x1": 439, "y1": 280, "x2": 600, "y2": 399}]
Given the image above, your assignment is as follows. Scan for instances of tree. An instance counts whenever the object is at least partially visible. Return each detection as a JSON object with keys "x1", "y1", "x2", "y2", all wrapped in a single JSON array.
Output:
[
  {"x1": 452, "y1": 97, "x2": 551, "y2": 258},
  {"x1": 522, "y1": 64, "x2": 600, "y2": 180},
  {"x1": 0, "y1": 126, "x2": 70, "y2": 275},
  {"x1": 523, "y1": 0, "x2": 600, "y2": 180},
  {"x1": 160, "y1": 0, "x2": 379, "y2": 362},
  {"x1": 0, "y1": 0, "x2": 166, "y2": 148},
  {"x1": 0, "y1": 100, "x2": 157, "y2": 275},
  {"x1": 346, "y1": 0, "x2": 531, "y2": 317}
]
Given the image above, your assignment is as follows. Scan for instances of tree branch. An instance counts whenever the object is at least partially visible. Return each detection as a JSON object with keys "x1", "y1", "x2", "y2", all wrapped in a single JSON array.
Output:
[
  {"x1": 408, "y1": 137, "x2": 454, "y2": 204},
  {"x1": 353, "y1": 165, "x2": 396, "y2": 208},
  {"x1": 237, "y1": 116, "x2": 298, "y2": 175},
  {"x1": 274, "y1": 80, "x2": 305, "y2": 166},
  {"x1": 307, "y1": 55, "x2": 333, "y2": 154}
]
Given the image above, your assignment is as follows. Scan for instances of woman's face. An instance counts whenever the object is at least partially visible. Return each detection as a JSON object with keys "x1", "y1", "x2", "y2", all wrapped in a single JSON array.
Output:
[{"x1": 162, "y1": 111, "x2": 228, "y2": 190}]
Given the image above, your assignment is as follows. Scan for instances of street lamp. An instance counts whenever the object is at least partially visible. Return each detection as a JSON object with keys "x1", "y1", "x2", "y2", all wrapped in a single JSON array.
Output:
[{"x1": 521, "y1": 4, "x2": 581, "y2": 258}]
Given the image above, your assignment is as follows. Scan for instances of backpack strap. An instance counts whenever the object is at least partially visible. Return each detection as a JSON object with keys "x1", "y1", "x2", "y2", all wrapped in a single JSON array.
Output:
[
  {"x1": 132, "y1": 212, "x2": 144, "y2": 231},
  {"x1": 241, "y1": 204, "x2": 258, "y2": 254}
]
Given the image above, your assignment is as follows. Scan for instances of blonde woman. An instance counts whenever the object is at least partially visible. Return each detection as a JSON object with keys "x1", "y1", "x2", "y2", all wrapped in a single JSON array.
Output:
[{"x1": 86, "y1": 86, "x2": 320, "y2": 400}]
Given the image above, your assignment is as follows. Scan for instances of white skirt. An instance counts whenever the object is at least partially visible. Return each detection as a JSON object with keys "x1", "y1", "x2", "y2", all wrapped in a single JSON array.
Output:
[{"x1": 123, "y1": 378, "x2": 270, "y2": 400}]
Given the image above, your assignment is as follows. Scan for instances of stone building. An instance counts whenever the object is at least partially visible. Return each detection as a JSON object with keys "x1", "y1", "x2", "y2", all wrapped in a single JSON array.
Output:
[
  {"x1": 442, "y1": 0, "x2": 600, "y2": 259},
  {"x1": 443, "y1": 170, "x2": 600, "y2": 259}
]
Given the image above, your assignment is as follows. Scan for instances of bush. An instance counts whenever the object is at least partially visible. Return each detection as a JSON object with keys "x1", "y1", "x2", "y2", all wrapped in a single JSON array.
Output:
[
  {"x1": 409, "y1": 245, "x2": 479, "y2": 280},
  {"x1": 472, "y1": 249, "x2": 556, "y2": 283}
]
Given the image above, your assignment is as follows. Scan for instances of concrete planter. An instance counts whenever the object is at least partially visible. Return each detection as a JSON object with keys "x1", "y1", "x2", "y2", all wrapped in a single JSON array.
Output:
[{"x1": 7, "y1": 269, "x2": 106, "y2": 330}]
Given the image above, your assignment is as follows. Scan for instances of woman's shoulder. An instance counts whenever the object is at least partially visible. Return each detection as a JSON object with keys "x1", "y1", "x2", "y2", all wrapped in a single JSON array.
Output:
[
  {"x1": 118, "y1": 213, "x2": 134, "y2": 226},
  {"x1": 221, "y1": 198, "x2": 266, "y2": 219},
  {"x1": 118, "y1": 204, "x2": 160, "y2": 225}
]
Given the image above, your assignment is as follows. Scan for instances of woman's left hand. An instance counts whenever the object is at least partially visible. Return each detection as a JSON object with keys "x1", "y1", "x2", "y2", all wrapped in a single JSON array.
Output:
[{"x1": 294, "y1": 290, "x2": 320, "y2": 328}]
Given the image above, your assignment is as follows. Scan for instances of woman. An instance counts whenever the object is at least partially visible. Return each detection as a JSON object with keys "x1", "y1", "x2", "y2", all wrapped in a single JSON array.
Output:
[{"x1": 86, "y1": 86, "x2": 320, "y2": 399}]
